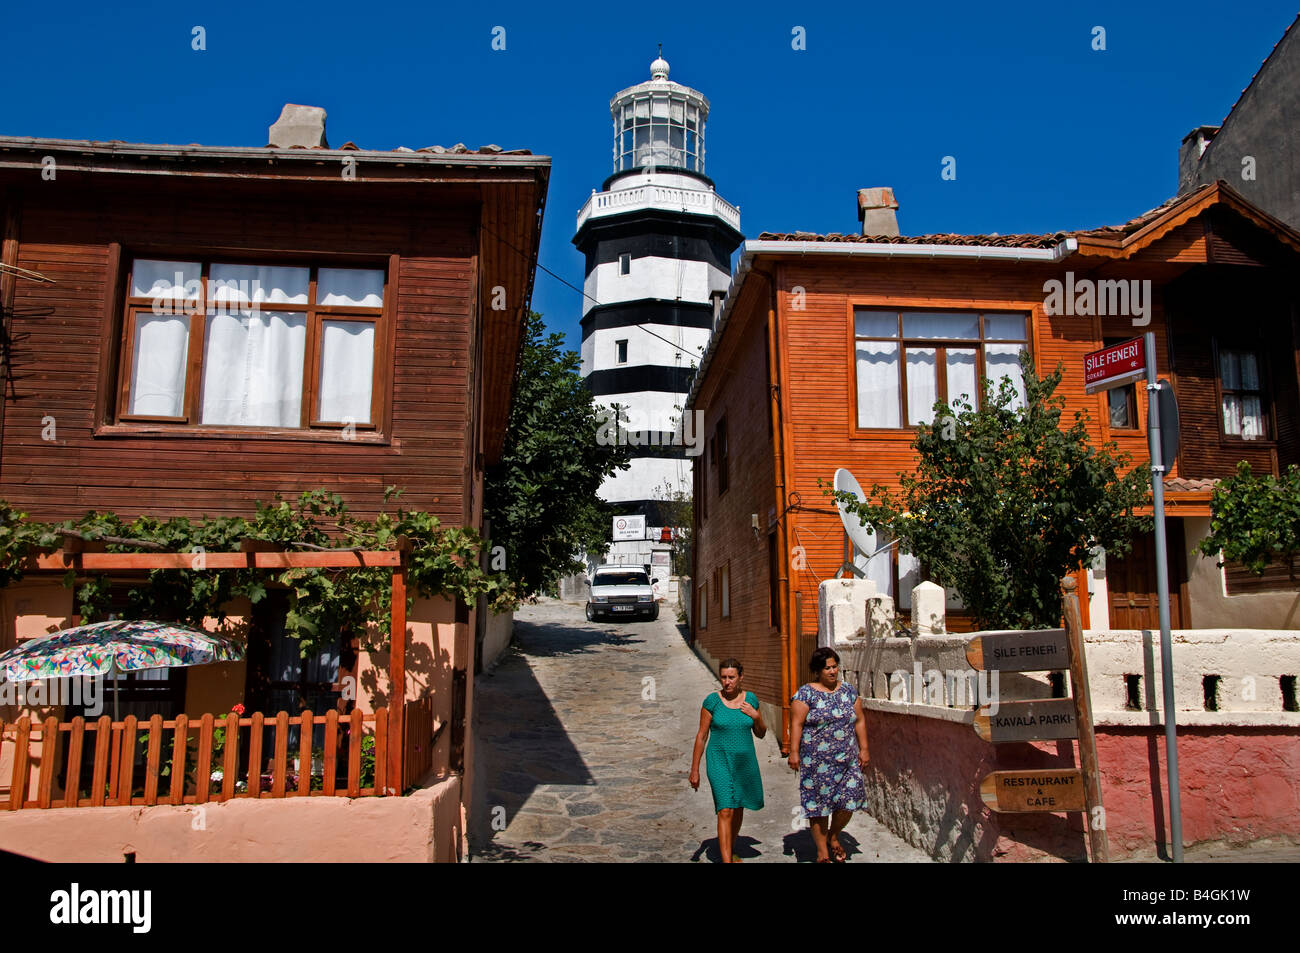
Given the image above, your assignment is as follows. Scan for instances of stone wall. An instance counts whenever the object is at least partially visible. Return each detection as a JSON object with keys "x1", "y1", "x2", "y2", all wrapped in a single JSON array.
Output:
[
  {"x1": 838, "y1": 622, "x2": 1300, "y2": 861},
  {"x1": 480, "y1": 610, "x2": 514, "y2": 671}
]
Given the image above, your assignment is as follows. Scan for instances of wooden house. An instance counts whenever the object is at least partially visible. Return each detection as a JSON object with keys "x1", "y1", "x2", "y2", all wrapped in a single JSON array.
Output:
[
  {"x1": 686, "y1": 181, "x2": 1300, "y2": 750},
  {"x1": 0, "y1": 119, "x2": 549, "y2": 860}
]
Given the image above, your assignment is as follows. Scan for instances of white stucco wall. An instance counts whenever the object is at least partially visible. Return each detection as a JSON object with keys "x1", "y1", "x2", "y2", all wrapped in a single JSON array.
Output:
[
  {"x1": 599, "y1": 457, "x2": 692, "y2": 502},
  {"x1": 582, "y1": 257, "x2": 729, "y2": 314},
  {"x1": 581, "y1": 323, "x2": 710, "y2": 375}
]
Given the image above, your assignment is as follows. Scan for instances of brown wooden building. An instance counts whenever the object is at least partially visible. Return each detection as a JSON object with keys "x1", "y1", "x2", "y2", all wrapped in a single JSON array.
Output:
[
  {"x1": 0, "y1": 129, "x2": 548, "y2": 859},
  {"x1": 686, "y1": 182, "x2": 1300, "y2": 751}
]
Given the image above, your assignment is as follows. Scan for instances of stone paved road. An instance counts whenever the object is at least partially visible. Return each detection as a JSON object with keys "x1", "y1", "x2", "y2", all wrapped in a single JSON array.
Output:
[{"x1": 469, "y1": 598, "x2": 932, "y2": 863}]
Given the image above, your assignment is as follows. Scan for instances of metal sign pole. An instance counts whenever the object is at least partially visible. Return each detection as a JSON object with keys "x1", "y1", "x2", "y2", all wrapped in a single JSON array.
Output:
[{"x1": 1144, "y1": 331, "x2": 1183, "y2": 863}]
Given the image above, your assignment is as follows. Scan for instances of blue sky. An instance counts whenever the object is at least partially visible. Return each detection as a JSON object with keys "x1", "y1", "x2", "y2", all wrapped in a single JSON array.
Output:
[{"x1": 3, "y1": 1, "x2": 1296, "y2": 347}]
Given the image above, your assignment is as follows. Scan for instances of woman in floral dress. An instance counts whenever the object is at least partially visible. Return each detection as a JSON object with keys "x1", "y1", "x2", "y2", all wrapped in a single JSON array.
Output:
[{"x1": 788, "y1": 647, "x2": 868, "y2": 862}]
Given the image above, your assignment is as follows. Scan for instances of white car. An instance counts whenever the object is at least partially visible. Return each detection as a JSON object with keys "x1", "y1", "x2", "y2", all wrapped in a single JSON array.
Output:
[{"x1": 585, "y1": 565, "x2": 659, "y2": 622}]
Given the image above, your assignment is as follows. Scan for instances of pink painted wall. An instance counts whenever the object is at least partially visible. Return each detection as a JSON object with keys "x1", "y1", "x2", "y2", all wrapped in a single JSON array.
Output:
[
  {"x1": 1097, "y1": 727, "x2": 1300, "y2": 856},
  {"x1": 0, "y1": 775, "x2": 464, "y2": 863},
  {"x1": 863, "y1": 708, "x2": 1300, "y2": 861}
]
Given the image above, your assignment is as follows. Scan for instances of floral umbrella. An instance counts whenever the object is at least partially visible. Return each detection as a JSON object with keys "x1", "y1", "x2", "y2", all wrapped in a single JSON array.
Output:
[{"x1": 0, "y1": 620, "x2": 244, "y2": 719}]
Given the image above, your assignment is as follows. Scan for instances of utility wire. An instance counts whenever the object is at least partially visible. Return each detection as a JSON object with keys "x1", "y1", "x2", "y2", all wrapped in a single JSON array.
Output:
[{"x1": 482, "y1": 221, "x2": 704, "y2": 358}]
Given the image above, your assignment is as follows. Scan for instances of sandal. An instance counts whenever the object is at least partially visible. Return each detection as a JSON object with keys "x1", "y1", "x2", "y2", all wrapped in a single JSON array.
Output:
[
  {"x1": 817, "y1": 857, "x2": 832, "y2": 863},
  {"x1": 830, "y1": 842, "x2": 847, "y2": 863}
]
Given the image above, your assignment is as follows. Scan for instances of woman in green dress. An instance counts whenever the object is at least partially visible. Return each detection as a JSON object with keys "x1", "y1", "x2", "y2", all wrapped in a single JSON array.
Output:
[{"x1": 689, "y1": 658, "x2": 766, "y2": 863}]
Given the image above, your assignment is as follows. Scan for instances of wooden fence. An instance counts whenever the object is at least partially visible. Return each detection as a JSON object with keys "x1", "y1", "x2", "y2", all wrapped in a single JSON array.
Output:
[
  {"x1": 402, "y1": 695, "x2": 438, "y2": 787},
  {"x1": 0, "y1": 707, "x2": 413, "y2": 810}
]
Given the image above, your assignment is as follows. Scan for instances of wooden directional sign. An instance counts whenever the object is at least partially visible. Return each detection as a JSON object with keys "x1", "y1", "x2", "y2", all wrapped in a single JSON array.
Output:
[
  {"x1": 980, "y1": 769, "x2": 1086, "y2": 813},
  {"x1": 966, "y1": 629, "x2": 1069, "y2": 672},
  {"x1": 974, "y1": 699, "x2": 1079, "y2": 743}
]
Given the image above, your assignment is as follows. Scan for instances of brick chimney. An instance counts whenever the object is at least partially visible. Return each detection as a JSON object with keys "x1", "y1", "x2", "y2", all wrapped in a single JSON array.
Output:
[
  {"x1": 1178, "y1": 125, "x2": 1219, "y2": 195},
  {"x1": 858, "y1": 187, "x2": 899, "y2": 237},
  {"x1": 268, "y1": 104, "x2": 328, "y2": 149}
]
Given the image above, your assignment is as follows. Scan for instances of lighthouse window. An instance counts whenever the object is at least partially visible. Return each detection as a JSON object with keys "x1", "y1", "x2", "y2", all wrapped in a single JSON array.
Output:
[
  {"x1": 614, "y1": 91, "x2": 706, "y2": 173},
  {"x1": 619, "y1": 253, "x2": 631, "y2": 275},
  {"x1": 616, "y1": 339, "x2": 628, "y2": 364}
]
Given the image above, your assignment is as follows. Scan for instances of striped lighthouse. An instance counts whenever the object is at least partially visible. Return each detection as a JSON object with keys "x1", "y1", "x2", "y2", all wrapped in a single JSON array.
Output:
[{"x1": 576, "y1": 51, "x2": 743, "y2": 568}]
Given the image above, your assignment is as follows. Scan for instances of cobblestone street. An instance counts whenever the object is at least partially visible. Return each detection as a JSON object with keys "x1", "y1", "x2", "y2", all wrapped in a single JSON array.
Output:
[{"x1": 470, "y1": 598, "x2": 932, "y2": 863}]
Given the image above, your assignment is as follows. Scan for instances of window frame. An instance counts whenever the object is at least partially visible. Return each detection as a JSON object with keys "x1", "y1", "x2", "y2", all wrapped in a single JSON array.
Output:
[
  {"x1": 619, "y1": 253, "x2": 631, "y2": 276},
  {"x1": 1101, "y1": 337, "x2": 1141, "y2": 433},
  {"x1": 105, "y1": 253, "x2": 394, "y2": 443},
  {"x1": 615, "y1": 338, "x2": 629, "y2": 364},
  {"x1": 849, "y1": 306, "x2": 1031, "y2": 433},
  {"x1": 1212, "y1": 339, "x2": 1273, "y2": 444}
]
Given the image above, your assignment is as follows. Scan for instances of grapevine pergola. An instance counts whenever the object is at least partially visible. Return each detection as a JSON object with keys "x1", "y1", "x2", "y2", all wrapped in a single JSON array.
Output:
[{"x1": 29, "y1": 539, "x2": 411, "y2": 792}]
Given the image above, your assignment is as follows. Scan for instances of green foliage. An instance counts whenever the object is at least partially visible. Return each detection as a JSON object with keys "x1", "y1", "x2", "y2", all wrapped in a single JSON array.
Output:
[
  {"x1": 830, "y1": 353, "x2": 1150, "y2": 630},
  {"x1": 653, "y1": 479, "x2": 692, "y2": 573},
  {"x1": 1198, "y1": 461, "x2": 1300, "y2": 576},
  {"x1": 0, "y1": 503, "x2": 60, "y2": 589},
  {"x1": 484, "y1": 311, "x2": 632, "y2": 599},
  {"x1": 0, "y1": 490, "x2": 511, "y2": 659},
  {"x1": 359, "y1": 733, "x2": 376, "y2": 789}
]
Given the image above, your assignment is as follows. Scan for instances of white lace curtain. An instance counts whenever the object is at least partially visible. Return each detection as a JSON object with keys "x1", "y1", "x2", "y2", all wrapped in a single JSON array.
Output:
[
  {"x1": 856, "y1": 310, "x2": 1028, "y2": 427},
  {"x1": 126, "y1": 260, "x2": 381, "y2": 426},
  {"x1": 200, "y1": 311, "x2": 306, "y2": 426},
  {"x1": 1220, "y1": 349, "x2": 1263, "y2": 439}
]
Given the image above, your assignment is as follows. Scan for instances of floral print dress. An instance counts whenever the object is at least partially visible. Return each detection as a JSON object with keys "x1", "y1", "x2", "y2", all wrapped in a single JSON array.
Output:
[{"x1": 792, "y1": 682, "x2": 864, "y2": 818}]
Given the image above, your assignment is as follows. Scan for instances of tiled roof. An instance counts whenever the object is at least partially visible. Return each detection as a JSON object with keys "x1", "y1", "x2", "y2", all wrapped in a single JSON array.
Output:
[
  {"x1": 754, "y1": 230, "x2": 1067, "y2": 248},
  {"x1": 1165, "y1": 477, "x2": 1219, "y2": 493},
  {"x1": 756, "y1": 185, "x2": 1214, "y2": 248},
  {"x1": 334, "y1": 141, "x2": 532, "y2": 155}
]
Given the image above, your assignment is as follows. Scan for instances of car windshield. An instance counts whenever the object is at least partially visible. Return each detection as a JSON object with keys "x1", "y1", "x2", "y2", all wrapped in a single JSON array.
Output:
[{"x1": 593, "y1": 571, "x2": 650, "y2": 587}]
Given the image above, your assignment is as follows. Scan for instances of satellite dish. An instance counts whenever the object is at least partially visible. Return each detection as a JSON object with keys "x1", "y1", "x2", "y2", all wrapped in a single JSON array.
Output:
[{"x1": 833, "y1": 468, "x2": 877, "y2": 559}]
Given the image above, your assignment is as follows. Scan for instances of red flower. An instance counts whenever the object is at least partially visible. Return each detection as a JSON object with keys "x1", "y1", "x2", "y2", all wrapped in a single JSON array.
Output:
[{"x1": 232, "y1": 703, "x2": 246, "y2": 715}]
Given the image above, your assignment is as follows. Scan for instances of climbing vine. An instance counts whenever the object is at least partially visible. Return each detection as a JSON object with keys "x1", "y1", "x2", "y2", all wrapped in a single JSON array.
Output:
[
  {"x1": 1198, "y1": 461, "x2": 1300, "y2": 577},
  {"x1": 0, "y1": 488, "x2": 514, "y2": 658}
]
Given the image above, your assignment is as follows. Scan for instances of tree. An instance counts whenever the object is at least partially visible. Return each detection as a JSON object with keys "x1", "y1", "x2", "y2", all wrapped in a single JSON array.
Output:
[
  {"x1": 1198, "y1": 461, "x2": 1300, "y2": 578},
  {"x1": 484, "y1": 312, "x2": 631, "y2": 599},
  {"x1": 653, "y1": 481, "x2": 693, "y2": 579},
  {"x1": 832, "y1": 354, "x2": 1150, "y2": 629}
]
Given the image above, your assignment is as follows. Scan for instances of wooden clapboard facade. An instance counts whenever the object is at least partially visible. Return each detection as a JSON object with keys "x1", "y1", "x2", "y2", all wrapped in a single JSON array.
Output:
[
  {"x1": 688, "y1": 181, "x2": 1300, "y2": 751},
  {"x1": 0, "y1": 139, "x2": 548, "y2": 526},
  {"x1": 0, "y1": 137, "x2": 547, "y2": 836}
]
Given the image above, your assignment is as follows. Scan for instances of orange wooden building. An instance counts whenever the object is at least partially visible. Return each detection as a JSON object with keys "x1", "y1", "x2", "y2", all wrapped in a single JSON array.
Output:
[
  {"x1": 0, "y1": 124, "x2": 549, "y2": 860},
  {"x1": 686, "y1": 182, "x2": 1300, "y2": 751}
]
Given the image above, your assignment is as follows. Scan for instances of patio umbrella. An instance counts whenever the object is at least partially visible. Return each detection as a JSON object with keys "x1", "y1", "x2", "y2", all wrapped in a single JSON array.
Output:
[{"x1": 0, "y1": 620, "x2": 244, "y2": 720}]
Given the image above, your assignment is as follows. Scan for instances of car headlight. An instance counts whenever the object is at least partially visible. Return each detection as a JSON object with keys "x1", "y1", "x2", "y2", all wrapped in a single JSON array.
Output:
[
  {"x1": 637, "y1": 594, "x2": 653, "y2": 603},
  {"x1": 592, "y1": 595, "x2": 608, "y2": 603}
]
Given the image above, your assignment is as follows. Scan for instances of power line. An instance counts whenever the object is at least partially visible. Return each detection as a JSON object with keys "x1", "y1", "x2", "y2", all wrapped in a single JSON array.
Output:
[{"x1": 482, "y1": 221, "x2": 705, "y2": 358}]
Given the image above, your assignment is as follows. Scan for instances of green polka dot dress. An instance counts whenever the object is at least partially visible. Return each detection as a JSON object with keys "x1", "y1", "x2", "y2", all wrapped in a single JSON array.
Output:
[{"x1": 702, "y1": 690, "x2": 765, "y2": 812}]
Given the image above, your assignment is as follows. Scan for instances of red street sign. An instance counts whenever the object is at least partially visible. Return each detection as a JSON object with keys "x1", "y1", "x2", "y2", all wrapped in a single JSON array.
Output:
[{"x1": 1084, "y1": 337, "x2": 1145, "y2": 394}]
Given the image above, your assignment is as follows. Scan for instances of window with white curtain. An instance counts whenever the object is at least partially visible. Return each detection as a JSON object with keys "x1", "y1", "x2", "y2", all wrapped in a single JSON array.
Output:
[
  {"x1": 854, "y1": 308, "x2": 1029, "y2": 428},
  {"x1": 1218, "y1": 344, "x2": 1267, "y2": 440},
  {"x1": 120, "y1": 259, "x2": 385, "y2": 431}
]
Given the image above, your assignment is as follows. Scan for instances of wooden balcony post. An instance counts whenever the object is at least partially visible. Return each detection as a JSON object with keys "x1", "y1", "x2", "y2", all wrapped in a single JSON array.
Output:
[{"x1": 388, "y1": 554, "x2": 407, "y2": 795}]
